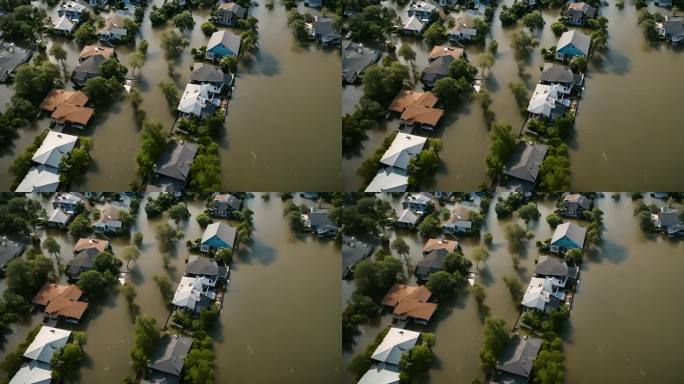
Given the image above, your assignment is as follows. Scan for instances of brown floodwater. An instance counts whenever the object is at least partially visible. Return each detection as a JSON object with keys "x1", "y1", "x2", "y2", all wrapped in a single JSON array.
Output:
[
  {"x1": 0, "y1": 0, "x2": 341, "y2": 191},
  {"x1": 342, "y1": 0, "x2": 684, "y2": 191},
  {"x1": 0, "y1": 193, "x2": 341, "y2": 383},
  {"x1": 342, "y1": 193, "x2": 684, "y2": 383}
]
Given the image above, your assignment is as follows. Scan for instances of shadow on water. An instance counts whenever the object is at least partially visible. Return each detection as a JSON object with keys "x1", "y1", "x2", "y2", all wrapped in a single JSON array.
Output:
[{"x1": 240, "y1": 49, "x2": 281, "y2": 77}]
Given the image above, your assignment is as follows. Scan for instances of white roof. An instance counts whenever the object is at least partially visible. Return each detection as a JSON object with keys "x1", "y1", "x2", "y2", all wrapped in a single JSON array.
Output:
[
  {"x1": 380, "y1": 133, "x2": 427, "y2": 170},
  {"x1": 54, "y1": 15, "x2": 75, "y2": 31},
  {"x1": 358, "y1": 365, "x2": 400, "y2": 384},
  {"x1": 32, "y1": 131, "x2": 78, "y2": 168},
  {"x1": 9, "y1": 362, "x2": 52, "y2": 384},
  {"x1": 23, "y1": 326, "x2": 71, "y2": 364},
  {"x1": 521, "y1": 277, "x2": 554, "y2": 311},
  {"x1": 527, "y1": 83, "x2": 562, "y2": 117},
  {"x1": 365, "y1": 168, "x2": 409, "y2": 193},
  {"x1": 15, "y1": 166, "x2": 60, "y2": 193},
  {"x1": 172, "y1": 276, "x2": 203, "y2": 311},
  {"x1": 177, "y1": 83, "x2": 219, "y2": 117},
  {"x1": 371, "y1": 327, "x2": 420, "y2": 365}
]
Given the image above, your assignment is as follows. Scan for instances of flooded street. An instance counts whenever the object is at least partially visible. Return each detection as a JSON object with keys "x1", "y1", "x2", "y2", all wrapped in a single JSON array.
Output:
[
  {"x1": 0, "y1": 193, "x2": 341, "y2": 383},
  {"x1": 342, "y1": 1, "x2": 684, "y2": 191},
  {"x1": 342, "y1": 193, "x2": 684, "y2": 383},
  {"x1": 0, "y1": 0, "x2": 340, "y2": 191}
]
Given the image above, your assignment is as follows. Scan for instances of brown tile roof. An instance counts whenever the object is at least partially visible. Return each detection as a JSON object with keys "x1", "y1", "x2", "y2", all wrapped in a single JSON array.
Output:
[
  {"x1": 52, "y1": 103, "x2": 94, "y2": 126},
  {"x1": 393, "y1": 298, "x2": 438, "y2": 321},
  {"x1": 45, "y1": 296, "x2": 88, "y2": 320},
  {"x1": 389, "y1": 90, "x2": 439, "y2": 113},
  {"x1": 422, "y1": 238, "x2": 459, "y2": 254},
  {"x1": 74, "y1": 238, "x2": 110, "y2": 253},
  {"x1": 32, "y1": 283, "x2": 84, "y2": 306},
  {"x1": 428, "y1": 45, "x2": 464, "y2": 61},
  {"x1": 381, "y1": 284, "x2": 432, "y2": 307},
  {"x1": 400, "y1": 104, "x2": 444, "y2": 127},
  {"x1": 39, "y1": 89, "x2": 90, "y2": 112},
  {"x1": 79, "y1": 45, "x2": 115, "y2": 60}
]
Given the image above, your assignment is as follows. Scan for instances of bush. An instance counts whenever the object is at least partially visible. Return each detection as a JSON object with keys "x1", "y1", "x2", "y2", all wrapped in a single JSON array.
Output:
[{"x1": 201, "y1": 21, "x2": 217, "y2": 35}]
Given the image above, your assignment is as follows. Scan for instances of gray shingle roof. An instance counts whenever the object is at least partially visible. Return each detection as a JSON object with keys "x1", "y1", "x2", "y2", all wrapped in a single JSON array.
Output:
[
  {"x1": 148, "y1": 335, "x2": 193, "y2": 377},
  {"x1": 342, "y1": 42, "x2": 381, "y2": 82},
  {"x1": 503, "y1": 142, "x2": 548, "y2": 184},
  {"x1": 207, "y1": 30, "x2": 241, "y2": 54},
  {"x1": 551, "y1": 222, "x2": 587, "y2": 247},
  {"x1": 155, "y1": 141, "x2": 199, "y2": 183},
  {"x1": 190, "y1": 63, "x2": 229, "y2": 84},
  {"x1": 201, "y1": 222, "x2": 237, "y2": 247},
  {"x1": 534, "y1": 255, "x2": 578, "y2": 278},
  {"x1": 0, "y1": 43, "x2": 32, "y2": 81},
  {"x1": 73, "y1": 55, "x2": 105, "y2": 81},
  {"x1": 308, "y1": 208, "x2": 333, "y2": 227},
  {"x1": 185, "y1": 255, "x2": 220, "y2": 277},
  {"x1": 415, "y1": 248, "x2": 449, "y2": 275},
  {"x1": 540, "y1": 63, "x2": 575, "y2": 84},
  {"x1": 342, "y1": 236, "x2": 375, "y2": 277},
  {"x1": 421, "y1": 55, "x2": 454, "y2": 78},
  {"x1": 557, "y1": 30, "x2": 591, "y2": 55},
  {"x1": 496, "y1": 335, "x2": 542, "y2": 378},
  {"x1": 0, "y1": 238, "x2": 25, "y2": 269}
]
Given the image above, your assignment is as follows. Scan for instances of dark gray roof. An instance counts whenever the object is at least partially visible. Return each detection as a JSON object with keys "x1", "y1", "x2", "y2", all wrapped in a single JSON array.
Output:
[
  {"x1": 421, "y1": 55, "x2": 454, "y2": 81},
  {"x1": 342, "y1": 42, "x2": 381, "y2": 82},
  {"x1": 213, "y1": 193, "x2": 242, "y2": 210},
  {"x1": 185, "y1": 255, "x2": 223, "y2": 277},
  {"x1": 314, "y1": 17, "x2": 337, "y2": 37},
  {"x1": 663, "y1": 17, "x2": 684, "y2": 36},
  {"x1": 415, "y1": 248, "x2": 449, "y2": 274},
  {"x1": 0, "y1": 43, "x2": 32, "y2": 81},
  {"x1": 504, "y1": 142, "x2": 548, "y2": 184},
  {"x1": 496, "y1": 335, "x2": 542, "y2": 378},
  {"x1": 190, "y1": 63, "x2": 229, "y2": 84},
  {"x1": 540, "y1": 63, "x2": 574, "y2": 84},
  {"x1": 0, "y1": 239, "x2": 25, "y2": 269},
  {"x1": 155, "y1": 141, "x2": 199, "y2": 183},
  {"x1": 534, "y1": 255, "x2": 577, "y2": 278},
  {"x1": 148, "y1": 335, "x2": 193, "y2": 377},
  {"x1": 67, "y1": 248, "x2": 98, "y2": 275},
  {"x1": 397, "y1": 208, "x2": 419, "y2": 225},
  {"x1": 309, "y1": 208, "x2": 333, "y2": 227},
  {"x1": 341, "y1": 236, "x2": 375, "y2": 277},
  {"x1": 73, "y1": 55, "x2": 105, "y2": 81}
]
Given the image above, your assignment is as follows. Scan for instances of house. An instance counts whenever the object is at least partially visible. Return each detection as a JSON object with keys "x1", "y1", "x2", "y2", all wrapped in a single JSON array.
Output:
[
  {"x1": 150, "y1": 140, "x2": 199, "y2": 192},
  {"x1": 388, "y1": 90, "x2": 438, "y2": 114},
  {"x1": 0, "y1": 238, "x2": 25, "y2": 272},
  {"x1": 172, "y1": 276, "x2": 214, "y2": 313},
  {"x1": 566, "y1": 2, "x2": 596, "y2": 25},
  {"x1": 498, "y1": 142, "x2": 548, "y2": 193},
  {"x1": 310, "y1": 16, "x2": 341, "y2": 45},
  {"x1": 534, "y1": 255, "x2": 579, "y2": 289},
  {"x1": 94, "y1": 206, "x2": 124, "y2": 233},
  {"x1": 302, "y1": 208, "x2": 339, "y2": 236},
  {"x1": 560, "y1": 193, "x2": 592, "y2": 217},
  {"x1": 57, "y1": 1, "x2": 87, "y2": 22},
  {"x1": 550, "y1": 222, "x2": 586, "y2": 254},
  {"x1": 73, "y1": 238, "x2": 111, "y2": 254},
  {"x1": 304, "y1": 0, "x2": 322, "y2": 6},
  {"x1": 422, "y1": 238, "x2": 458, "y2": 254},
  {"x1": 400, "y1": 104, "x2": 444, "y2": 130},
  {"x1": 185, "y1": 255, "x2": 229, "y2": 287},
  {"x1": 539, "y1": 63, "x2": 583, "y2": 95},
  {"x1": 8, "y1": 361, "x2": 52, "y2": 384},
  {"x1": 33, "y1": 283, "x2": 88, "y2": 324},
  {"x1": 427, "y1": 45, "x2": 464, "y2": 62},
  {"x1": 190, "y1": 63, "x2": 234, "y2": 97},
  {"x1": 32, "y1": 131, "x2": 78, "y2": 169},
  {"x1": 206, "y1": 30, "x2": 241, "y2": 60},
  {"x1": 380, "y1": 133, "x2": 428, "y2": 171},
  {"x1": 365, "y1": 168, "x2": 409, "y2": 193},
  {"x1": 527, "y1": 83, "x2": 570, "y2": 120},
  {"x1": 88, "y1": 0, "x2": 108, "y2": 7},
  {"x1": 370, "y1": 327, "x2": 420, "y2": 365},
  {"x1": 47, "y1": 208, "x2": 72, "y2": 228},
  {"x1": 656, "y1": 16, "x2": 684, "y2": 45},
  {"x1": 98, "y1": 15, "x2": 130, "y2": 41},
  {"x1": 214, "y1": 1, "x2": 246, "y2": 27},
  {"x1": 449, "y1": 15, "x2": 478, "y2": 42},
  {"x1": 442, "y1": 206, "x2": 474, "y2": 234},
  {"x1": 421, "y1": 55, "x2": 455, "y2": 88},
  {"x1": 14, "y1": 166, "x2": 61, "y2": 193},
  {"x1": 396, "y1": 208, "x2": 420, "y2": 228},
  {"x1": 53, "y1": 15, "x2": 76, "y2": 35},
  {"x1": 358, "y1": 364, "x2": 400, "y2": 384},
  {"x1": 52, "y1": 193, "x2": 84, "y2": 214},
  {"x1": 407, "y1": 1, "x2": 437, "y2": 22},
  {"x1": 146, "y1": 335, "x2": 193, "y2": 383},
  {"x1": 66, "y1": 248, "x2": 99, "y2": 280},
  {"x1": 40, "y1": 89, "x2": 94, "y2": 129},
  {"x1": 492, "y1": 335, "x2": 542, "y2": 383},
  {"x1": 652, "y1": 207, "x2": 684, "y2": 236},
  {"x1": 79, "y1": 45, "x2": 115, "y2": 62},
  {"x1": 415, "y1": 248, "x2": 449, "y2": 280},
  {"x1": 200, "y1": 222, "x2": 237, "y2": 252},
  {"x1": 210, "y1": 193, "x2": 242, "y2": 217},
  {"x1": 555, "y1": 30, "x2": 591, "y2": 61},
  {"x1": 72, "y1": 54, "x2": 106, "y2": 86},
  {"x1": 402, "y1": 193, "x2": 434, "y2": 213},
  {"x1": 0, "y1": 43, "x2": 32, "y2": 82},
  {"x1": 342, "y1": 42, "x2": 380, "y2": 84},
  {"x1": 341, "y1": 236, "x2": 375, "y2": 278},
  {"x1": 23, "y1": 326, "x2": 71, "y2": 364},
  {"x1": 402, "y1": 16, "x2": 425, "y2": 35},
  {"x1": 177, "y1": 83, "x2": 221, "y2": 120},
  {"x1": 381, "y1": 284, "x2": 436, "y2": 324},
  {"x1": 522, "y1": 277, "x2": 564, "y2": 313}
]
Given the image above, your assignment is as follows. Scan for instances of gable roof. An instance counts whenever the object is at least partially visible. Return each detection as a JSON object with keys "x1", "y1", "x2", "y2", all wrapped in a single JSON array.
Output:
[
  {"x1": 23, "y1": 326, "x2": 71, "y2": 364},
  {"x1": 218, "y1": 1, "x2": 246, "y2": 17},
  {"x1": 148, "y1": 335, "x2": 193, "y2": 376},
  {"x1": 341, "y1": 236, "x2": 375, "y2": 276},
  {"x1": 0, "y1": 238, "x2": 24, "y2": 269},
  {"x1": 178, "y1": 83, "x2": 219, "y2": 117},
  {"x1": 0, "y1": 43, "x2": 32, "y2": 80},
  {"x1": 8, "y1": 361, "x2": 52, "y2": 384},
  {"x1": 403, "y1": 15, "x2": 425, "y2": 32},
  {"x1": 207, "y1": 30, "x2": 241, "y2": 54},
  {"x1": 540, "y1": 63, "x2": 575, "y2": 84},
  {"x1": 365, "y1": 168, "x2": 409, "y2": 193},
  {"x1": 341, "y1": 42, "x2": 380, "y2": 81},
  {"x1": 32, "y1": 131, "x2": 78, "y2": 168},
  {"x1": 201, "y1": 222, "x2": 237, "y2": 247},
  {"x1": 53, "y1": 15, "x2": 75, "y2": 32},
  {"x1": 74, "y1": 54, "x2": 105, "y2": 77},
  {"x1": 534, "y1": 255, "x2": 577, "y2": 278},
  {"x1": 73, "y1": 238, "x2": 110, "y2": 253},
  {"x1": 186, "y1": 255, "x2": 221, "y2": 276},
  {"x1": 48, "y1": 207, "x2": 71, "y2": 225},
  {"x1": 393, "y1": 298, "x2": 437, "y2": 321},
  {"x1": 32, "y1": 283, "x2": 83, "y2": 306},
  {"x1": 496, "y1": 335, "x2": 542, "y2": 378},
  {"x1": 422, "y1": 238, "x2": 458, "y2": 254},
  {"x1": 503, "y1": 142, "x2": 548, "y2": 184},
  {"x1": 381, "y1": 284, "x2": 432, "y2": 307},
  {"x1": 371, "y1": 328, "x2": 420, "y2": 365},
  {"x1": 98, "y1": 15, "x2": 130, "y2": 33},
  {"x1": 452, "y1": 14, "x2": 477, "y2": 31},
  {"x1": 358, "y1": 364, "x2": 400, "y2": 384},
  {"x1": 308, "y1": 208, "x2": 334, "y2": 227},
  {"x1": 155, "y1": 140, "x2": 198, "y2": 183},
  {"x1": 67, "y1": 247, "x2": 99, "y2": 275},
  {"x1": 213, "y1": 193, "x2": 242, "y2": 210},
  {"x1": 527, "y1": 83, "x2": 567, "y2": 117},
  {"x1": 79, "y1": 45, "x2": 115, "y2": 61},
  {"x1": 428, "y1": 45, "x2": 464, "y2": 61},
  {"x1": 190, "y1": 63, "x2": 228, "y2": 83},
  {"x1": 51, "y1": 103, "x2": 94, "y2": 125},
  {"x1": 313, "y1": 16, "x2": 338, "y2": 38},
  {"x1": 380, "y1": 133, "x2": 427, "y2": 170},
  {"x1": 557, "y1": 30, "x2": 591, "y2": 55},
  {"x1": 563, "y1": 193, "x2": 592, "y2": 209},
  {"x1": 400, "y1": 104, "x2": 444, "y2": 126},
  {"x1": 172, "y1": 276, "x2": 208, "y2": 312},
  {"x1": 551, "y1": 222, "x2": 587, "y2": 247},
  {"x1": 397, "y1": 208, "x2": 419, "y2": 225},
  {"x1": 389, "y1": 90, "x2": 438, "y2": 113},
  {"x1": 415, "y1": 248, "x2": 449, "y2": 272},
  {"x1": 522, "y1": 277, "x2": 560, "y2": 311},
  {"x1": 567, "y1": 2, "x2": 596, "y2": 17},
  {"x1": 445, "y1": 206, "x2": 474, "y2": 226},
  {"x1": 422, "y1": 55, "x2": 454, "y2": 76},
  {"x1": 15, "y1": 166, "x2": 60, "y2": 193},
  {"x1": 45, "y1": 297, "x2": 88, "y2": 320}
]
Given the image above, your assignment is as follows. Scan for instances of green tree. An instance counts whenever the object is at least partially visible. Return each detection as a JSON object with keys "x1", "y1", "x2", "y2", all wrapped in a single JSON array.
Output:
[
  {"x1": 485, "y1": 122, "x2": 517, "y2": 178},
  {"x1": 13, "y1": 60, "x2": 61, "y2": 105},
  {"x1": 362, "y1": 62, "x2": 411, "y2": 105},
  {"x1": 478, "y1": 52, "x2": 495, "y2": 77},
  {"x1": 425, "y1": 270, "x2": 456, "y2": 299},
  {"x1": 471, "y1": 246, "x2": 489, "y2": 271},
  {"x1": 5, "y1": 252, "x2": 54, "y2": 298},
  {"x1": 161, "y1": 30, "x2": 189, "y2": 59},
  {"x1": 546, "y1": 213, "x2": 563, "y2": 228},
  {"x1": 432, "y1": 77, "x2": 469, "y2": 105},
  {"x1": 504, "y1": 223, "x2": 529, "y2": 252},
  {"x1": 424, "y1": 22, "x2": 447, "y2": 44},
  {"x1": 479, "y1": 317, "x2": 509, "y2": 371},
  {"x1": 399, "y1": 343, "x2": 434, "y2": 382},
  {"x1": 94, "y1": 251, "x2": 123, "y2": 275},
  {"x1": 448, "y1": 58, "x2": 477, "y2": 83},
  {"x1": 398, "y1": 44, "x2": 416, "y2": 73},
  {"x1": 444, "y1": 251, "x2": 473, "y2": 275},
  {"x1": 518, "y1": 203, "x2": 540, "y2": 224},
  {"x1": 391, "y1": 237, "x2": 410, "y2": 270},
  {"x1": 510, "y1": 30, "x2": 539, "y2": 61},
  {"x1": 75, "y1": 23, "x2": 98, "y2": 44},
  {"x1": 77, "y1": 270, "x2": 113, "y2": 298},
  {"x1": 51, "y1": 342, "x2": 86, "y2": 381},
  {"x1": 196, "y1": 212, "x2": 213, "y2": 227},
  {"x1": 167, "y1": 203, "x2": 190, "y2": 226},
  {"x1": 136, "y1": 119, "x2": 167, "y2": 177},
  {"x1": 49, "y1": 43, "x2": 68, "y2": 78},
  {"x1": 121, "y1": 246, "x2": 140, "y2": 270},
  {"x1": 42, "y1": 236, "x2": 61, "y2": 265},
  {"x1": 154, "y1": 275, "x2": 174, "y2": 303},
  {"x1": 68, "y1": 214, "x2": 91, "y2": 237},
  {"x1": 522, "y1": 11, "x2": 545, "y2": 30},
  {"x1": 156, "y1": 223, "x2": 178, "y2": 250},
  {"x1": 503, "y1": 276, "x2": 523, "y2": 302},
  {"x1": 129, "y1": 315, "x2": 162, "y2": 372},
  {"x1": 173, "y1": 10, "x2": 195, "y2": 30},
  {"x1": 128, "y1": 51, "x2": 145, "y2": 76}
]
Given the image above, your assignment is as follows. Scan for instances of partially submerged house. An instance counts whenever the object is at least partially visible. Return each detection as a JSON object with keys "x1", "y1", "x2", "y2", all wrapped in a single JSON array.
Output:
[
  {"x1": 449, "y1": 15, "x2": 478, "y2": 42},
  {"x1": 14, "y1": 165, "x2": 61, "y2": 193},
  {"x1": 57, "y1": 1, "x2": 87, "y2": 22},
  {"x1": 200, "y1": 222, "x2": 237, "y2": 252},
  {"x1": 341, "y1": 236, "x2": 375, "y2": 278},
  {"x1": 652, "y1": 207, "x2": 684, "y2": 236},
  {"x1": 32, "y1": 131, "x2": 79, "y2": 169},
  {"x1": 53, "y1": 15, "x2": 76, "y2": 35},
  {"x1": 566, "y1": 2, "x2": 597, "y2": 26},
  {"x1": 209, "y1": 193, "x2": 242, "y2": 218},
  {"x1": 402, "y1": 15, "x2": 426, "y2": 35},
  {"x1": 427, "y1": 45, "x2": 464, "y2": 62},
  {"x1": 52, "y1": 193, "x2": 85, "y2": 214},
  {"x1": 214, "y1": 1, "x2": 246, "y2": 27},
  {"x1": 527, "y1": 83, "x2": 570, "y2": 120},
  {"x1": 358, "y1": 364, "x2": 400, "y2": 384},
  {"x1": 402, "y1": 193, "x2": 434, "y2": 214},
  {"x1": 560, "y1": 193, "x2": 592, "y2": 218},
  {"x1": 407, "y1": 1, "x2": 437, "y2": 22},
  {"x1": 23, "y1": 326, "x2": 71, "y2": 364},
  {"x1": 149, "y1": 140, "x2": 199, "y2": 193},
  {"x1": 491, "y1": 335, "x2": 542, "y2": 383},
  {"x1": 522, "y1": 276, "x2": 564, "y2": 313},
  {"x1": 396, "y1": 208, "x2": 420, "y2": 228},
  {"x1": 98, "y1": 15, "x2": 130, "y2": 42},
  {"x1": 94, "y1": 206, "x2": 124, "y2": 233},
  {"x1": 555, "y1": 30, "x2": 591, "y2": 61},
  {"x1": 381, "y1": 284, "x2": 437, "y2": 325},
  {"x1": 539, "y1": 63, "x2": 583, "y2": 95},
  {"x1": 9, "y1": 361, "x2": 52, "y2": 384},
  {"x1": 364, "y1": 168, "x2": 409, "y2": 193},
  {"x1": 32, "y1": 283, "x2": 88, "y2": 324},
  {"x1": 67, "y1": 248, "x2": 99, "y2": 280},
  {"x1": 79, "y1": 45, "x2": 115, "y2": 62},
  {"x1": 302, "y1": 208, "x2": 339, "y2": 236},
  {"x1": 73, "y1": 54, "x2": 106, "y2": 86},
  {"x1": 39, "y1": 88, "x2": 94, "y2": 129},
  {"x1": 534, "y1": 255, "x2": 579, "y2": 289},
  {"x1": 190, "y1": 62, "x2": 234, "y2": 97},
  {"x1": 656, "y1": 16, "x2": 684, "y2": 45},
  {"x1": 0, "y1": 238, "x2": 25, "y2": 272},
  {"x1": 370, "y1": 327, "x2": 421, "y2": 365},
  {"x1": 172, "y1": 276, "x2": 214, "y2": 313},
  {"x1": 206, "y1": 30, "x2": 241, "y2": 60},
  {"x1": 498, "y1": 142, "x2": 548, "y2": 193},
  {"x1": 145, "y1": 335, "x2": 193, "y2": 383},
  {"x1": 388, "y1": 90, "x2": 438, "y2": 114},
  {"x1": 185, "y1": 255, "x2": 229, "y2": 287},
  {"x1": 415, "y1": 248, "x2": 449, "y2": 280},
  {"x1": 73, "y1": 238, "x2": 111, "y2": 254},
  {"x1": 421, "y1": 55, "x2": 454, "y2": 88},
  {"x1": 550, "y1": 222, "x2": 586, "y2": 254},
  {"x1": 422, "y1": 238, "x2": 458, "y2": 254},
  {"x1": 177, "y1": 83, "x2": 220, "y2": 120},
  {"x1": 442, "y1": 206, "x2": 475, "y2": 235},
  {"x1": 400, "y1": 103, "x2": 444, "y2": 130},
  {"x1": 310, "y1": 16, "x2": 341, "y2": 45},
  {"x1": 0, "y1": 43, "x2": 32, "y2": 82},
  {"x1": 342, "y1": 42, "x2": 381, "y2": 84},
  {"x1": 366, "y1": 133, "x2": 427, "y2": 192}
]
